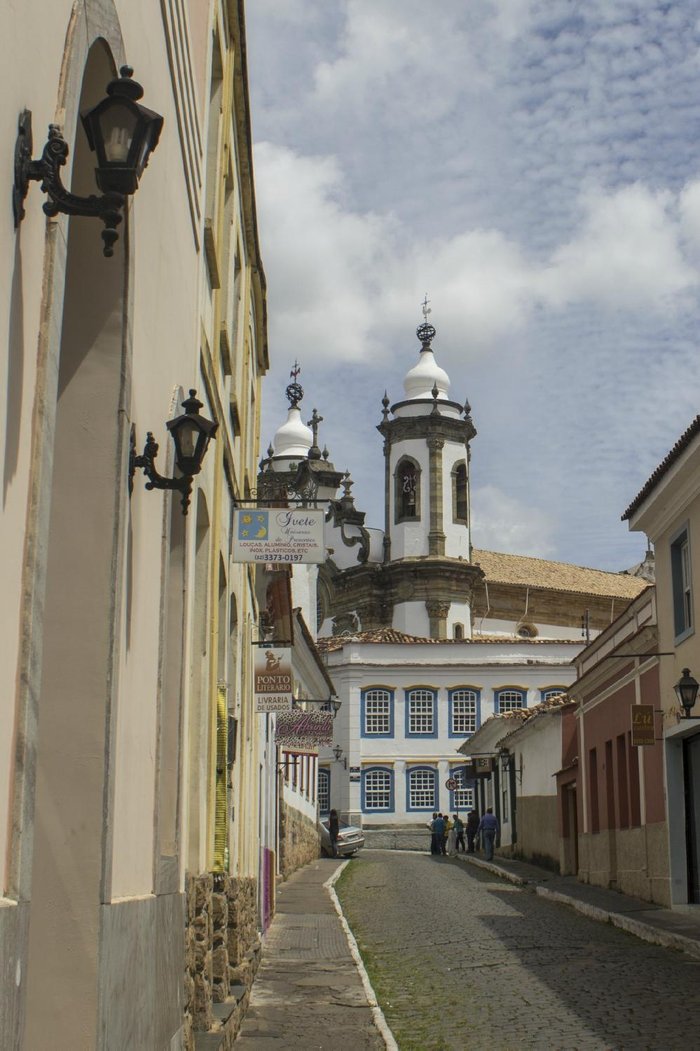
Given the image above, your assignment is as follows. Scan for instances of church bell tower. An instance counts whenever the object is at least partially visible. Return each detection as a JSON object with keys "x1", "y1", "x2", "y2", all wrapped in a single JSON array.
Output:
[{"x1": 376, "y1": 311, "x2": 482, "y2": 638}]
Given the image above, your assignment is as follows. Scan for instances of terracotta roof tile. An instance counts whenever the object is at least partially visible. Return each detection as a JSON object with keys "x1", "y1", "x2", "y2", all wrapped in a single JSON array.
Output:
[
  {"x1": 316, "y1": 630, "x2": 581, "y2": 652},
  {"x1": 473, "y1": 693, "x2": 572, "y2": 740},
  {"x1": 472, "y1": 548, "x2": 648, "y2": 599}
]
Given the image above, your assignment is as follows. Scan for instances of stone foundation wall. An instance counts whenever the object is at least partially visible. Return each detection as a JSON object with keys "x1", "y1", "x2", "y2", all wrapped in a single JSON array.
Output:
[
  {"x1": 362, "y1": 827, "x2": 431, "y2": 852},
  {"x1": 184, "y1": 872, "x2": 260, "y2": 1050},
  {"x1": 280, "y1": 803, "x2": 321, "y2": 878}
]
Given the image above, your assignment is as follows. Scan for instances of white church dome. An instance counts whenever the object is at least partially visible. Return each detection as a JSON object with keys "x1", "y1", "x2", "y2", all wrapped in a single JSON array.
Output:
[
  {"x1": 403, "y1": 323, "x2": 450, "y2": 400},
  {"x1": 272, "y1": 406, "x2": 312, "y2": 459}
]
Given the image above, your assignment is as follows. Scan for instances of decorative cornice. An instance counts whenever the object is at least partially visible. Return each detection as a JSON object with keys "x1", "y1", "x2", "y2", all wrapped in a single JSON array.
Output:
[{"x1": 378, "y1": 412, "x2": 476, "y2": 444}]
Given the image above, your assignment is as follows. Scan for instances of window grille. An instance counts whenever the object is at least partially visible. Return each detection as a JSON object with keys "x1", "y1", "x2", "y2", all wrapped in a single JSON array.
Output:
[
  {"x1": 317, "y1": 768, "x2": 330, "y2": 813},
  {"x1": 408, "y1": 689, "x2": 435, "y2": 734},
  {"x1": 409, "y1": 768, "x2": 436, "y2": 809},
  {"x1": 498, "y1": 690, "x2": 525, "y2": 714},
  {"x1": 451, "y1": 690, "x2": 477, "y2": 734},
  {"x1": 364, "y1": 689, "x2": 392, "y2": 734},
  {"x1": 364, "y1": 769, "x2": 392, "y2": 810}
]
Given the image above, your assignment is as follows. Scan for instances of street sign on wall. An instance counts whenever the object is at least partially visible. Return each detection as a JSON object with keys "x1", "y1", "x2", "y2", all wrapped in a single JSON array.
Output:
[
  {"x1": 631, "y1": 704, "x2": 655, "y2": 747},
  {"x1": 255, "y1": 647, "x2": 293, "y2": 712},
  {"x1": 232, "y1": 508, "x2": 325, "y2": 564}
]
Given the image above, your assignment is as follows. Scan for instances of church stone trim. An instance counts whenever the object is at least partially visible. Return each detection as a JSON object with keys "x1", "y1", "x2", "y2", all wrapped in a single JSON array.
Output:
[
  {"x1": 425, "y1": 600, "x2": 451, "y2": 638},
  {"x1": 319, "y1": 558, "x2": 484, "y2": 636},
  {"x1": 427, "y1": 436, "x2": 446, "y2": 557}
]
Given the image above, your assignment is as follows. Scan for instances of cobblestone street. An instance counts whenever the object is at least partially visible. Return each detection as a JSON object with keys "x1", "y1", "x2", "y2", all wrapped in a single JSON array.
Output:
[{"x1": 336, "y1": 851, "x2": 700, "y2": 1051}]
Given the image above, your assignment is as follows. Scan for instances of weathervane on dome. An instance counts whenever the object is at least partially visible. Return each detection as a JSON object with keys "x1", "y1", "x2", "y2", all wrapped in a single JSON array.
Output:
[
  {"x1": 286, "y1": 359, "x2": 304, "y2": 408},
  {"x1": 417, "y1": 292, "x2": 436, "y2": 348}
]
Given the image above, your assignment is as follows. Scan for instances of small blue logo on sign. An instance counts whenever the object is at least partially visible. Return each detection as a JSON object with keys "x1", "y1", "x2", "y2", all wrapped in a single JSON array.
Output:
[{"x1": 238, "y1": 511, "x2": 268, "y2": 539}]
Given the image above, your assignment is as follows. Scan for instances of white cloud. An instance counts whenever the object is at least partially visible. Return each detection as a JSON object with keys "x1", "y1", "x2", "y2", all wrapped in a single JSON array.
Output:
[
  {"x1": 542, "y1": 184, "x2": 698, "y2": 310},
  {"x1": 470, "y1": 485, "x2": 557, "y2": 559},
  {"x1": 254, "y1": 140, "x2": 700, "y2": 371},
  {"x1": 254, "y1": 142, "x2": 396, "y2": 361}
]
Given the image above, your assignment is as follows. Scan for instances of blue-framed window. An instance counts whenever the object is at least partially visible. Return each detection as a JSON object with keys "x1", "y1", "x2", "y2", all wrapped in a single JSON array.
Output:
[
  {"x1": 671, "y1": 524, "x2": 694, "y2": 643},
  {"x1": 406, "y1": 766, "x2": 437, "y2": 811},
  {"x1": 449, "y1": 766, "x2": 475, "y2": 812},
  {"x1": 361, "y1": 767, "x2": 394, "y2": 812},
  {"x1": 318, "y1": 767, "x2": 330, "y2": 814},
  {"x1": 361, "y1": 687, "x2": 394, "y2": 738},
  {"x1": 448, "y1": 688, "x2": 480, "y2": 737},
  {"x1": 495, "y1": 687, "x2": 526, "y2": 714},
  {"x1": 405, "y1": 688, "x2": 438, "y2": 738},
  {"x1": 541, "y1": 686, "x2": 567, "y2": 702}
]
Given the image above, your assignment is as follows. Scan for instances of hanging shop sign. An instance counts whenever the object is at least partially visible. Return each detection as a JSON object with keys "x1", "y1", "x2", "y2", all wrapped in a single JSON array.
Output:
[
  {"x1": 631, "y1": 704, "x2": 655, "y2": 747},
  {"x1": 275, "y1": 710, "x2": 334, "y2": 749},
  {"x1": 232, "y1": 508, "x2": 325, "y2": 564},
  {"x1": 462, "y1": 757, "x2": 493, "y2": 779},
  {"x1": 255, "y1": 647, "x2": 293, "y2": 712}
]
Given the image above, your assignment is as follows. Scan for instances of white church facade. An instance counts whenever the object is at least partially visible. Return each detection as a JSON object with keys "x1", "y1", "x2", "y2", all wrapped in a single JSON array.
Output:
[{"x1": 260, "y1": 317, "x2": 650, "y2": 828}]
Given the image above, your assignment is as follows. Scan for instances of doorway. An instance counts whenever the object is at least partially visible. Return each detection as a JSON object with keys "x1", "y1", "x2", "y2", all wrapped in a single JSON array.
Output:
[{"x1": 683, "y1": 734, "x2": 700, "y2": 902}]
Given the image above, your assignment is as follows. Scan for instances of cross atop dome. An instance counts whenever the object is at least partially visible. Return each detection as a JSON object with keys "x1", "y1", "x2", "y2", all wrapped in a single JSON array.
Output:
[
  {"x1": 286, "y1": 359, "x2": 304, "y2": 408},
  {"x1": 417, "y1": 292, "x2": 436, "y2": 348}
]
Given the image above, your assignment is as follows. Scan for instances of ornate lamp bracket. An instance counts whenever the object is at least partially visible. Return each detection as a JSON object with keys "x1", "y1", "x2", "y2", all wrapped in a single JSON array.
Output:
[
  {"x1": 14, "y1": 112, "x2": 124, "y2": 256},
  {"x1": 130, "y1": 431, "x2": 194, "y2": 514}
]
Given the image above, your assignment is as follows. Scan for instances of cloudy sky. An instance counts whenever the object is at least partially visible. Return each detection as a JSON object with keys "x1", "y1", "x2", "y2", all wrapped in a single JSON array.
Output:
[{"x1": 245, "y1": 1, "x2": 700, "y2": 571}]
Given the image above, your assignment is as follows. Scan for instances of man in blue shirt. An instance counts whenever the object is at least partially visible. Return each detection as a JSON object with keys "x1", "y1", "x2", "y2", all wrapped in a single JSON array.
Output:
[
  {"x1": 431, "y1": 813, "x2": 445, "y2": 856},
  {"x1": 477, "y1": 807, "x2": 499, "y2": 861}
]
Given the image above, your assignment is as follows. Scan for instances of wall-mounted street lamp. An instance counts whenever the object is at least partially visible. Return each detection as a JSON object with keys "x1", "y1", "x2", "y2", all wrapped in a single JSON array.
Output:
[
  {"x1": 130, "y1": 389, "x2": 218, "y2": 515},
  {"x1": 675, "y1": 668, "x2": 700, "y2": 719},
  {"x1": 332, "y1": 745, "x2": 347, "y2": 770},
  {"x1": 14, "y1": 66, "x2": 163, "y2": 256}
]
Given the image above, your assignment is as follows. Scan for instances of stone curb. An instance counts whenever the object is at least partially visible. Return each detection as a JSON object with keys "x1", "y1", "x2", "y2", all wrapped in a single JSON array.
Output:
[
  {"x1": 455, "y1": 852, "x2": 529, "y2": 885},
  {"x1": 534, "y1": 886, "x2": 700, "y2": 961},
  {"x1": 325, "y1": 863, "x2": 399, "y2": 1051}
]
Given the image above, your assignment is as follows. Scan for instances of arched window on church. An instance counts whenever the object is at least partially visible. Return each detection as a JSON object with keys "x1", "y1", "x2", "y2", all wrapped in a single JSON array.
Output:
[
  {"x1": 452, "y1": 461, "x2": 468, "y2": 523},
  {"x1": 395, "y1": 458, "x2": 421, "y2": 522}
]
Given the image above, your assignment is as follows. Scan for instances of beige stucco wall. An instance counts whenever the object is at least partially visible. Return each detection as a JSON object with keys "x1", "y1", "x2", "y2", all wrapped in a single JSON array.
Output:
[{"x1": 514, "y1": 796, "x2": 560, "y2": 867}]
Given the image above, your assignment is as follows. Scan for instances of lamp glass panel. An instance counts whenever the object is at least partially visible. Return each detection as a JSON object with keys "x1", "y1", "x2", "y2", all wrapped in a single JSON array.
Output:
[
  {"x1": 99, "y1": 104, "x2": 138, "y2": 164},
  {"x1": 176, "y1": 420, "x2": 198, "y2": 460}
]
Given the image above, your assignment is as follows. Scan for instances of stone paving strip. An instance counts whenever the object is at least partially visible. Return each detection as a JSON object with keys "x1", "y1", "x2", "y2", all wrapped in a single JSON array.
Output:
[{"x1": 235, "y1": 858, "x2": 387, "y2": 1050}]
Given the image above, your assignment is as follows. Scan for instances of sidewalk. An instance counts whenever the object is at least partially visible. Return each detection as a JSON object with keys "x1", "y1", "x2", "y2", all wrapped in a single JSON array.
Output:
[
  {"x1": 456, "y1": 851, "x2": 700, "y2": 959},
  {"x1": 235, "y1": 858, "x2": 386, "y2": 1050}
]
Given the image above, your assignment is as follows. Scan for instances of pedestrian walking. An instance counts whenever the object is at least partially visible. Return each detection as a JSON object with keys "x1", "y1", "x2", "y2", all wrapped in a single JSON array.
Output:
[
  {"x1": 329, "y1": 808, "x2": 340, "y2": 858},
  {"x1": 447, "y1": 815, "x2": 458, "y2": 856},
  {"x1": 432, "y1": 813, "x2": 445, "y2": 856},
  {"x1": 428, "y1": 812, "x2": 439, "y2": 854},
  {"x1": 453, "y1": 814, "x2": 465, "y2": 853},
  {"x1": 442, "y1": 814, "x2": 451, "y2": 855},
  {"x1": 477, "y1": 807, "x2": 499, "y2": 861},
  {"x1": 466, "y1": 808, "x2": 480, "y2": 853}
]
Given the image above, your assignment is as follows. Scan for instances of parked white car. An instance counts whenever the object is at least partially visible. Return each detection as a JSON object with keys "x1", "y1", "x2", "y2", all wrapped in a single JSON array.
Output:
[{"x1": 320, "y1": 818, "x2": 365, "y2": 857}]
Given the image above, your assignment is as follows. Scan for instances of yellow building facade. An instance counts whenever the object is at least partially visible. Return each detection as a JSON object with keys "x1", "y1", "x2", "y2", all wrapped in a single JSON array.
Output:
[{"x1": 0, "y1": 1, "x2": 269, "y2": 1047}]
